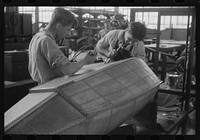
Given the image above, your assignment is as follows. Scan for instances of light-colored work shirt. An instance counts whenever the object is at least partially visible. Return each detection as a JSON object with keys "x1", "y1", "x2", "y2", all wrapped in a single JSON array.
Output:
[
  {"x1": 96, "y1": 30, "x2": 146, "y2": 62},
  {"x1": 98, "y1": 28, "x2": 111, "y2": 39},
  {"x1": 28, "y1": 29, "x2": 69, "y2": 85},
  {"x1": 129, "y1": 41, "x2": 146, "y2": 61}
]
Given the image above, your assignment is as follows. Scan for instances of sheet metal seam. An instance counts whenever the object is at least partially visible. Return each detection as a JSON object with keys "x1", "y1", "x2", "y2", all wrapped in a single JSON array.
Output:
[{"x1": 56, "y1": 89, "x2": 88, "y2": 117}]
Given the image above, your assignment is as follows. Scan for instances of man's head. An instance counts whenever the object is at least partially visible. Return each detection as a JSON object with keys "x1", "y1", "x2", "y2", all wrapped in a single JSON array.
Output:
[
  {"x1": 49, "y1": 8, "x2": 78, "y2": 40},
  {"x1": 124, "y1": 22, "x2": 146, "y2": 45}
]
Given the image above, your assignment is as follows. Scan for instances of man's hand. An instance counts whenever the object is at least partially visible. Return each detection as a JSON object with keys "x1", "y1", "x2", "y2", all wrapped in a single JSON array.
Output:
[{"x1": 107, "y1": 49, "x2": 117, "y2": 58}]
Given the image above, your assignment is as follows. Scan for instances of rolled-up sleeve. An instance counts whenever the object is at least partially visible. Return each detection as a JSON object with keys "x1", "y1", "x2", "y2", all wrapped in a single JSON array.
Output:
[
  {"x1": 96, "y1": 30, "x2": 118, "y2": 53},
  {"x1": 96, "y1": 35, "x2": 109, "y2": 52},
  {"x1": 41, "y1": 37, "x2": 69, "y2": 69}
]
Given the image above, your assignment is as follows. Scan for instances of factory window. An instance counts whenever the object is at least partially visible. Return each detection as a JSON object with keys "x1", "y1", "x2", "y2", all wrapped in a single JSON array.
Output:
[
  {"x1": 171, "y1": 16, "x2": 192, "y2": 29},
  {"x1": 135, "y1": 12, "x2": 191, "y2": 30},
  {"x1": 19, "y1": 6, "x2": 56, "y2": 33},
  {"x1": 161, "y1": 16, "x2": 171, "y2": 30},
  {"x1": 69, "y1": 6, "x2": 115, "y2": 12},
  {"x1": 19, "y1": 7, "x2": 56, "y2": 24},
  {"x1": 135, "y1": 12, "x2": 158, "y2": 29},
  {"x1": 18, "y1": 7, "x2": 36, "y2": 23},
  {"x1": 18, "y1": 6, "x2": 129, "y2": 24},
  {"x1": 69, "y1": 6, "x2": 129, "y2": 20},
  {"x1": 38, "y1": 7, "x2": 55, "y2": 23},
  {"x1": 119, "y1": 7, "x2": 130, "y2": 21}
]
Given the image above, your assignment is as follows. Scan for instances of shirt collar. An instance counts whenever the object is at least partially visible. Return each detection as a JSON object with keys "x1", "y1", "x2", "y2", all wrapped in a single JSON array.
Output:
[
  {"x1": 40, "y1": 28, "x2": 55, "y2": 40},
  {"x1": 118, "y1": 30, "x2": 126, "y2": 45}
]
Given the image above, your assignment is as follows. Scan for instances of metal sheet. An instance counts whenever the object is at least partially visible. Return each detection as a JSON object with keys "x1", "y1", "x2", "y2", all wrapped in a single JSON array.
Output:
[{"x1": 4, "y1": 58, "x2": 162, "y2": 134}]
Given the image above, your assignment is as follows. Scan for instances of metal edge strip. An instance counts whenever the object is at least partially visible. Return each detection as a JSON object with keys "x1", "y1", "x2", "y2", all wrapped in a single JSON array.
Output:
[
  {"x1": 56, "y1": 89, "x2": 88, "y2": 117},
  {"x1": 4, "y1": 92, "x2": 58, "y2": 132}
]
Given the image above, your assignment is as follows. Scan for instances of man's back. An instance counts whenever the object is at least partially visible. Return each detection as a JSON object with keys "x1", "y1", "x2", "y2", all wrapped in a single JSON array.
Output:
[
  {"x1": 28, "y1": 30, "x2": 69, "y2": 85},
  {"x1": 98, "y1": 28, "x2": 111, "y2": 39}
]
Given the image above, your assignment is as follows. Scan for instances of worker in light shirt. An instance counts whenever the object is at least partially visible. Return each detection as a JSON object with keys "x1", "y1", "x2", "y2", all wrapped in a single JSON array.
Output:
[
  {"x1": 28, "y1": 8, "x2": 97, "y2": 85},
  {"x1": 95, "y1": 22, "x2": 147, "y2": 63}
]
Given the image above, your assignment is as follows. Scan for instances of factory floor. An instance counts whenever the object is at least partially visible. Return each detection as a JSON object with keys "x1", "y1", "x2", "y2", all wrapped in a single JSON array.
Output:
[
  {"x1": 109, "y1": 109, "x2": 196, "y2": 135},
  {"x1": 177, "y1": 110, "x2": 196, "y2": 135}
]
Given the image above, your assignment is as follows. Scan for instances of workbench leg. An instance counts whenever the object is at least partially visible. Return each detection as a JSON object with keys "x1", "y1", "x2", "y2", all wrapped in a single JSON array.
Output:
[{"x1": 181, "y1": 116, "x2": 188, "y2": 135}]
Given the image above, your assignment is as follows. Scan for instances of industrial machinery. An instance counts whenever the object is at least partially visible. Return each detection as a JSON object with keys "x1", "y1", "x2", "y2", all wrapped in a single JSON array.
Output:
[{"x1": 4, "y1": 58, "x2": 162, "y2": 134}]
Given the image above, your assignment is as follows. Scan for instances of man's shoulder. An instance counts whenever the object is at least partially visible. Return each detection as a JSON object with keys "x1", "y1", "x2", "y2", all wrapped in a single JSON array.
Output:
[
  {"x1": 105, "y1": 29, "x2": 123, "y2": 37},
  {"x1": 35, "y1": 31, "x2": 54, "y2": 42},
  {"x1": 108, "y1": 29, "x2": 122, "y2": 34}
]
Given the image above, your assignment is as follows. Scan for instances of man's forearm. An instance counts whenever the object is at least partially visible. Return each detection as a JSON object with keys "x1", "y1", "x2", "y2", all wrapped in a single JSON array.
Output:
[{"x1": 59, "y1": 59, "x2": 86, "y2": 75}]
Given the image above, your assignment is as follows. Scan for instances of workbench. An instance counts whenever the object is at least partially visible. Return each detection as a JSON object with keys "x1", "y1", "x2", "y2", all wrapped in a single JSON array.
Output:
[
  {"x1": 160, "y1": 40, "x2": 188, "y2": 46},
  {"x1": 145, "y1": 43, "x2": 184, "y2": 55}
]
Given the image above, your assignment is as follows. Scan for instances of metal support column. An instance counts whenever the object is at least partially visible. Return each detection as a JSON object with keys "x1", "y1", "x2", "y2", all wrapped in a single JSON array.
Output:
[
  {"x1": 35, "y1": 7, "x2": 39, "y2": 34},
  {"x1": 154, "y1": 12, "x2": 161, "y2": 76},
  {"x1": 182, "y1": 7, "x2": 195, "y2": 135}
]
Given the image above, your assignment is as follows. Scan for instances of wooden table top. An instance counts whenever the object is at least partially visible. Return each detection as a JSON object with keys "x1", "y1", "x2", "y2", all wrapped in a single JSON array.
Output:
[
  {"x1": 160, "y1": 40, "x2": 188, "y2": 45},
  {"x1": 145, "y1": 43, "x2": 181, "y2": 48},
  {"x1": 145, "y1": 43, "x2": 184, "y2": 53}
]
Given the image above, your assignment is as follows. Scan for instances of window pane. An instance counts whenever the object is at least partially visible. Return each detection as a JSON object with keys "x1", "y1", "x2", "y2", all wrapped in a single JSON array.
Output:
[
  {"x1": 18, "y1": 6, "x2": 35, "y2": 23},
  {"x1": 135, "y1": 12, "x2": 158, "y2": 29},
  {"x1": 39, "y1": 7, "x2": 55, "y2": 23}
]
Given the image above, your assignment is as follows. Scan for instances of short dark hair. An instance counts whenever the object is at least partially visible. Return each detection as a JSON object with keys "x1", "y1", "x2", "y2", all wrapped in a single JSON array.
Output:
[
  {"x1": 49, "y1": 8, "x2": 78, "y2": 29},
  {"x1": 128, "y1": 22, "x2": 147, "y2": 41}
]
